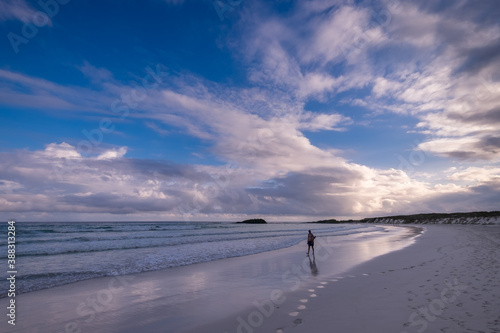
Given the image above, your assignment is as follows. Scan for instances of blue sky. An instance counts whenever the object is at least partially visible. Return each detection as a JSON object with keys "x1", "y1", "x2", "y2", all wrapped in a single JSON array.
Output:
[{"x1": 0, "y1": 0, "x2": 499, "y2": 221}]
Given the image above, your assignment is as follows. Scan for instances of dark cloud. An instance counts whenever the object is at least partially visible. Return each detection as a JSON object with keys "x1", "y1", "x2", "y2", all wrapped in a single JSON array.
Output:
[
  {"x1": 416, "y1": 0, "x2": 500, "y2": 26},
  {"x1": 246, "y1": 169, "x2": 361, "y2": 216},
  {"x1": 102, "y1": 158, "x2": 213, "y2": 182},
  {"x1": 480, "y1": 136, "x2": 500, "y2": 154},
  {"x1": 61, "y1": 193, "x2": 179, "y2": 214},
  {"x1": 454, "y1": 38, "x2": 500, "y2": 75},
  {"x1": 448, "y1": 108, "x2": 500, "y2": 126},
  {"x1": 422, "y1": 181, "x2": 500, "y2": 213},
  {"x1": 441, "y1": 151, "x2": 482, "y2": 161}
]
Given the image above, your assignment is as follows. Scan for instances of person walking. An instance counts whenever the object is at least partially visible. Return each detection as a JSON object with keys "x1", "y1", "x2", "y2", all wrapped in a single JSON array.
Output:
[{"x1": 307, "y1": 230, "x2": 316, "y2": 256}]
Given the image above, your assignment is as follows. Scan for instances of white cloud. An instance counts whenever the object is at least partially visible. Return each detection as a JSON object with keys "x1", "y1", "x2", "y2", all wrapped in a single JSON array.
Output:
[
  {"x1": 372, "y1": 77, "x2": 398, "y2": 98},
  {"x1": 297, "y1": 112, "x2": 349, "y2": 132},
  {"x1": 298, "y1": 72, "x2": 342, "y2": 99},
  {"x1": 447, "y1": 166, "x2": 500, "y2": 183},
  {"x1": 239, "y1": 3, "x2": 378, "y2": 102},
  {"x1": 299, "y1": 6, "x2": 370, "y2": 65},
  {"x1": 355, "y1": 1, "x2": 500, "y2": 162},
  {"x1": 41, "y1": 142, "x2": 82, "y2": 159},
  {"x1": 385, "y1": 2, "x2": 440, "y2": 48},
  {"x1": 0, "y1": 180, "x2": 23, "y2": 193},
  {"x1": 97, "y1": 147, "x2": 128, "y2": 160}
]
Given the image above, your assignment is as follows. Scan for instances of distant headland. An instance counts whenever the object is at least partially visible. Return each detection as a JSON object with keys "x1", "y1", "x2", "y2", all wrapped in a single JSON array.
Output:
[{"x1": 310, "y1": 211, "x2": 500, "y2": 225}]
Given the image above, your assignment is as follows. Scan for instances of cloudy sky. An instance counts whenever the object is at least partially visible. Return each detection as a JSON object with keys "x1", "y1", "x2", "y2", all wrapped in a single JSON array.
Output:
[{"x1": 0, "y1": 0, "x2": 499, "y2": 222}]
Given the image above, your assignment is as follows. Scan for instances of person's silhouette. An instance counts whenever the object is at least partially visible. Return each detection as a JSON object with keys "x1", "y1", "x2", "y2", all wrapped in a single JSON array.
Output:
[{"x1": 307, "y1": 230, "x2": 316, "y2": 256}]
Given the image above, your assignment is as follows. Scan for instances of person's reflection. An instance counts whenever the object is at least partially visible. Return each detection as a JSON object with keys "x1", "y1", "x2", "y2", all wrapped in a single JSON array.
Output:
[{"x1": 308, "y1": 254, "x2": 319, "y2": 276}]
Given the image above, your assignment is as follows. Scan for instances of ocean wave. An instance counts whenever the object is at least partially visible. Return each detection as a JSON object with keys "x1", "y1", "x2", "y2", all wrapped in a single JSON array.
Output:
[{"x1": 0, "y1": 223, "x2": 383, "y2": 296}]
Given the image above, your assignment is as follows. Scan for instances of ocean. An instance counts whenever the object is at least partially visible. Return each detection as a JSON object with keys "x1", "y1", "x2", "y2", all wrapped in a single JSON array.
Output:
[{"x1": 1, "y1": 221, "x2": 386, "y2": 296}]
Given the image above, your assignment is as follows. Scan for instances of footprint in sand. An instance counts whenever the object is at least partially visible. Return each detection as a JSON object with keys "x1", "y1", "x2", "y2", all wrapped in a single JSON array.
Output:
[
  {"x1": 320, "y1": 282, "x2": 328, "y2": 284},
  {"x1": 297, "y1": 305, "x2": 306, "y2": 310},
  {"x1": 293, "y1": 318, "x2": 303, "y2": 326},
  {"x1": 308, "y1": 289, "x2": 315, "y2": 292},
  {"x1": 317, "y1": 286, "x2": 324, "y2": 288},
  {"x1": 330, "y1": 279, "x2": 338, "y2": 282},
  {"x1": 289, "y1": 312, "x2": 299, "y2": 317},
  {"x1": 300, "y1": 299, "x2": 308, "y2": 303},
  {"x1": 310, "y1": 294, "x2": 317, "y2": 297},
  {"x1": 276, "y1": 329, "x2": 284, "y2": 333}
]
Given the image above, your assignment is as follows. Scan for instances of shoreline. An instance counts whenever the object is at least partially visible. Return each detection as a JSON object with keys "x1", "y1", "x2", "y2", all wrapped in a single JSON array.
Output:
[
  {"x1": 2, "y1": 222, "x2": 385, "y2": 297},
  {"x1": 203, "y1": 224, "x2": 500, "y2": 333},
  {"x1": 1, "y1": 224, "x2": 415, "y2": 333}
]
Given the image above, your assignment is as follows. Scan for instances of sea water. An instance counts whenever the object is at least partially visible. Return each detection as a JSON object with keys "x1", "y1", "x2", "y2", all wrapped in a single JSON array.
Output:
[{"x1": 0, "y1": 222, "x2": 385, "y2": 295}]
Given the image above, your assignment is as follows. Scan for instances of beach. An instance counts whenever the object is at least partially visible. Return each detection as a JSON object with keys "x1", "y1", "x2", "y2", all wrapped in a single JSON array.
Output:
[
  {"x1": 2, "y1": 224, "x2": 499, "y2": 333},
  {"x1": 197, "y1": 224, "x2": 500, "y2": 333}
]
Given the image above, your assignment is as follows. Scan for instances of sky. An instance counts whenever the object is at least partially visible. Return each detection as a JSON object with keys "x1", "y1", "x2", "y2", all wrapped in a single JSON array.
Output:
[{"x1": 0, "y1": 0, "x2": 499, "y2": 222}]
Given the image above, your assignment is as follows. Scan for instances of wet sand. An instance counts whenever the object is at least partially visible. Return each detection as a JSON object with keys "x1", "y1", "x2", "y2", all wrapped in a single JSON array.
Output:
[{"x1": 1, "y1": 224, "x2": 416, "y2": 333}]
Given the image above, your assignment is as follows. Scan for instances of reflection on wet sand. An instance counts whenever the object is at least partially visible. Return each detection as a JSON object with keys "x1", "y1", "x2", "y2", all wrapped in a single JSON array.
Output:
[{"x1": 308, "y1": 255, "x2": 319, "y2": 276}]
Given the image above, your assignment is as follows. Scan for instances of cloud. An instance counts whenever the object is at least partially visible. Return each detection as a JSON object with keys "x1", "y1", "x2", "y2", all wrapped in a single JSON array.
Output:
[
  {"x1": 298, "y1": 112, "x2": 350, "y2": 132},
  {"x1": 3, "y1": 140, "x2": 497, "y2": 221},
  {"x1": 145, "y1": 121, "x2": 169, "y2": 136},
  {"x1": 42, "y1": 142, "x2": 82, "y2": 159},
  {"x1": 0, "y1": 68, "x2": 116, "y2": 113},
  {"x1": 298, "y1": 73, "x2": 342, "y2": 99},
  {"x1": 239, "y1": 2, "x2": 378, "y2": 101},
  {"x1": 1, "y1": 0, "x2": 499, "y2": 220},
  {"x1": 299, "y1": 6, "x2": 371, "y2": 64},
  {"x1": 454, "y1": 38, "x2": 500, "y2": 75},
  {"x1": 351, "y1": 0, "x2": 500, "y2": 162},
  {"x1": 0, "y1": 180, "x2": 23, "y2": 193},
  {"x1": 418, "y1": 181, "x2": 500, "y2": 214},
  {"x1": 79, "y1": 61, "x2": 115, "y2": 85},
  {"x1": 0, "y1": 0, "x2": 50, "y2": 24},
  {"x1": 385, "y1": 1, "x2": 440, "y2": 48},
  {"x1": 447, "y1": 166, "x2": 500, "y2": 183},
  {"x1": 0, "y1": 143, "x2": 215, "y2": 217},
  {"x1": 97, "y1": 147, "x2": 128, "y2": 160}
]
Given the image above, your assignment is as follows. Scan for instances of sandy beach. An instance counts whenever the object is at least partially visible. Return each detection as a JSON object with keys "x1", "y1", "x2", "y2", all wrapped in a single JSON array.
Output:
[
  {"x1": 196, "y1": 224, "x2": 500, "y2": 333},
  {"x1": 2, "y1": 224, "x2": 499, "y2": 333}
]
